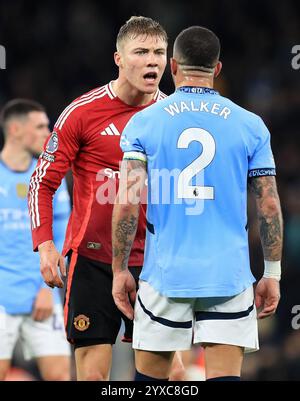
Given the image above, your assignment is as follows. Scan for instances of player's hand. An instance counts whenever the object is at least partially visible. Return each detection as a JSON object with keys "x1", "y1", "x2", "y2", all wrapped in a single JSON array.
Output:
[
  {"x1": 112, "y1": 270, "x2": 136, "y2": 320},
  {"x1": 38, "y1": 240, "x2": 66, "y2": 288},
  {"x1": 32, "y1": 287, "x2": 54, "y2": 321},
  {"x1": 255, "y1": 277, "x2": 280, "y2": 319}
]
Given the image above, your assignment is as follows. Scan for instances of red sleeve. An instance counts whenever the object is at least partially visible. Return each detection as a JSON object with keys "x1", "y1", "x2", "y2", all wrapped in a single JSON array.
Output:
[{"x1": 28, "y1": 108, "x2": 81, "y2": 251}]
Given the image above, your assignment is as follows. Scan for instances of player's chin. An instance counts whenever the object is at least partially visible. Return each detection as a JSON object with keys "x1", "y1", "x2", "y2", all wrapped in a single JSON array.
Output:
[{"x1": 141, "y1": 80, "x2": 159, "y2": 94}]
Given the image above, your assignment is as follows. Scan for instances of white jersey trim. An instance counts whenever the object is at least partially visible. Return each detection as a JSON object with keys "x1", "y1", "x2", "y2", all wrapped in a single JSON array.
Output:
[
  {"x1": 107, "y1": 81, "x2": 117, "y2": 99},
  {"x1": 29, "y1": 160, "x2": 51, "y2": 229}
]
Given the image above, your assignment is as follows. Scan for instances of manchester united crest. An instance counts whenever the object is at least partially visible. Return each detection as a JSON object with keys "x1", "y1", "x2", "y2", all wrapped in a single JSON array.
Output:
[{"x1": 74, "y1": 314, "x2": 90, "y2": 331}]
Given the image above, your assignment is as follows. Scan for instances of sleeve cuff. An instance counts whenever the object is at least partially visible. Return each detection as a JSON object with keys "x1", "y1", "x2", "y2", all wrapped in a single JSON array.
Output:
[
  {"x1": 32, "y1": 225, "x2": 53, "y2": 252},
  {"x1": 248, "y1": 168, "x2": 276, "y2": 178},
  {"x1": 123, "y1": 151, "x2": 147, "y2": 163}
]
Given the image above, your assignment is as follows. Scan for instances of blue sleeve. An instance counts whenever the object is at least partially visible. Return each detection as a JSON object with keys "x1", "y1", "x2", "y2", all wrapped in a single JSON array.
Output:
[
  {"x1": 120, "y1": 113, "x2": 147, "y2": 155},
  {"x1": 53, "y1": 178, "x2": 70, "y2": 252},
  {"x1": 248, "y1": 117, "x2": 276, "y2": 178}
]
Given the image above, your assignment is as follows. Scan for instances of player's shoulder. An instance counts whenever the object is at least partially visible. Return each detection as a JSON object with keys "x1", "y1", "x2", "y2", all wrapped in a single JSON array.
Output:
[{"x1": 54, "y1": 82, "x2": 114, "y2": 130}]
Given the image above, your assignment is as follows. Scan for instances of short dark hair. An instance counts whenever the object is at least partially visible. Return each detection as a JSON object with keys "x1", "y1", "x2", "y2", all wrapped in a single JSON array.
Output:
[
  {"x1": 1, "y1": 99, "x2": 45, "y2": 130},
  {"x1": 116, "y1": 16, "x2": 168, "y2": 51},
  {"x1": 173, "y1": 26, "x2": 220, "y2": 72}
]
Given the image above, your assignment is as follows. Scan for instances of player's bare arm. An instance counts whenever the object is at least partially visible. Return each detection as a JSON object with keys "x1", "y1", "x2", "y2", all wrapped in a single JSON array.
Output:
[
  {"x1": 112, "y1": 159, "x2": 147, "y2": 318},
  {"x1": 249, "y1": 175, "x2": 283, "y2": 260},
  {"x1": 112, "y1": 159, "x2": 147, "y2": 271},
  {"x1": 249, "y1": 175, "x2": 283, "y2": 318}
]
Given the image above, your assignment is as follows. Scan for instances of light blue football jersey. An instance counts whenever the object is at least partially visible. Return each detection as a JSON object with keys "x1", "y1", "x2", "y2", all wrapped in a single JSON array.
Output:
[
  {"x1": 0, "y1": 158, "x2": 70, "y2": 314},
  {"x1": 121, "y1": 87, "x2": 276, "y2": 298}
]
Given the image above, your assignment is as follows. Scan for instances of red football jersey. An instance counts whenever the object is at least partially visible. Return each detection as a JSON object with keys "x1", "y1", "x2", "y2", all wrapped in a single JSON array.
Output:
[{"x1": 29, "y1": 82, "x2": 166, "y2": 265}]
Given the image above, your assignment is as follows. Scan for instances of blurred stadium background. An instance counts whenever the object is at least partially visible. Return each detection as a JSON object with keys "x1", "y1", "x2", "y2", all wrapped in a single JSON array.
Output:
[{"x1": 1, "y1": 0, "x2": 300, "y2": 381}]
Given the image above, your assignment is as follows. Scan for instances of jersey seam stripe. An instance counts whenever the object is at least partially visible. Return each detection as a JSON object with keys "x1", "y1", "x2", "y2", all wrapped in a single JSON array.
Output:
[
  {"x1": 30, "y1": 160, "x2": 49, "y2": 228},
  {"x1": 34, "y1": 161, "x2": 50, "y2": 228},
  {"x1": 28, "y1": 171, "x2": 36, "y2": 227},
  {"x1": 64, "y1": 251, "x2": 78, "y2": 335},
  {"x1": 29, "y1": 160, "x2": 43, "y2": 229},
  {"x1": 29, "y1": 160, "x2": 47, "y2": 228},
  {"x1": 35, "y1": 161, "x2": 51, "y2": 227},
  {"x1": 55, "y1": 86, "x2": 107, "y2": 128},
  {"x1": 58, "y1": 91, "x2": 108, "y2": 130}
]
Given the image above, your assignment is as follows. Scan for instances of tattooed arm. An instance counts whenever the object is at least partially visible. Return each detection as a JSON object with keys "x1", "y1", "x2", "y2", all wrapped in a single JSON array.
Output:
[
  {"x1": 248, "y1": 175, "x2": 283, "y2": 318},
  {"x1": 248, "y1": 176, "x2": 283, "y2": 262},
  {"x1": 112, "y1": 158, "x2": 147, "y2": 319}
]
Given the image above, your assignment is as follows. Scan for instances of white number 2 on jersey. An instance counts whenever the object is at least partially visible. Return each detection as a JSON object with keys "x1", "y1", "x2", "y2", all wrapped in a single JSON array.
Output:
[{"x1": 177, "y1": 128, "x2": 216, "y2": 199}]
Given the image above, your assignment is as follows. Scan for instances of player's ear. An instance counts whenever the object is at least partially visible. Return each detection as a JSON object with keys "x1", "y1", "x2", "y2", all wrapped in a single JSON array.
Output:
[
  {"x1": 214, "y1": 61, "x2": 222, "y2": 78},
  {"x1": 8, "y1": 120, "x2": 21, "y2": 138},
  {"x1": 114, "y1": 52, "x2": 123, "y2": 68},
  {"x1": 170, "y1": 58, "x2": 178, "y2": 76}
]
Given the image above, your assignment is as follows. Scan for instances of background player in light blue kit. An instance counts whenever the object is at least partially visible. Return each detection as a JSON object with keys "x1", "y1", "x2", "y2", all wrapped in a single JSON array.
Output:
[
  {"x1": 112, "y1": 26, "x2": 283, "y2": 381},
  {"x1": 0, "y1": 99, "x2": 71, "y2": 380}
]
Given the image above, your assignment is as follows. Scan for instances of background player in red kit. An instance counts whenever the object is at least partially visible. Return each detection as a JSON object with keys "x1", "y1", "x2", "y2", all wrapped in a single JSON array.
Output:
[{"x1": 28, "y1": 17, "x2": 184, "y2": 381}]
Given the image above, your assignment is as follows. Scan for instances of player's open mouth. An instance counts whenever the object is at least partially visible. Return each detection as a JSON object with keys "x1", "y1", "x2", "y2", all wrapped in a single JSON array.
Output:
[{"x1": 143, "y1": 72, "x2": 158, "y2": 82}]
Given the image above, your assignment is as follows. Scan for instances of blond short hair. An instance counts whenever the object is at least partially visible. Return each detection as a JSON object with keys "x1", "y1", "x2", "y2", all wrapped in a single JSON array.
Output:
[{"x1": 116, "y1": 16, "x2": 168, "y2": 51}]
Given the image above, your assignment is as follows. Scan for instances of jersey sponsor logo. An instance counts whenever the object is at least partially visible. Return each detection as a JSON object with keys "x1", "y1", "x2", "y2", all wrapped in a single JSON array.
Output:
[
  {"x1": 99, "y1": 123, "x2": 120, "y2": 136},
  {"x1": 46, "y1": 131, "x2": 59, "y2": 154},
  {"x1": 41, "y1": 151, "x2": 55, "y2": 163},
  {"x1": 0, "y1": 208, "x2": 31, "y2": 231},
  {"x1": 74, "y1": 314, "x2": 90, "y2": 331},
  {"x1": 16, "y1": 183, "x2": 28, "y2": 198}
]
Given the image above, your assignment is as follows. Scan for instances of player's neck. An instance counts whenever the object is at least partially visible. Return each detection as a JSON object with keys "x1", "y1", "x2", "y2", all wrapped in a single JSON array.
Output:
[
  {"x1": 0, "y1": 142, "x2": 32, "y2": 171},
  {"x1": 176, "y1": 74, "x2": 214, "y2": 89},
  {"x1": 112, "y1": 79, "x2": 155, "y2": 107}
]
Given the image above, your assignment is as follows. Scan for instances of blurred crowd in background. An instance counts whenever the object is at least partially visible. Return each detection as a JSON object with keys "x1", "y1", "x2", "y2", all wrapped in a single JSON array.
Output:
[{"x1": 0, "y1": 0, "x2": 300, "y2": 380}]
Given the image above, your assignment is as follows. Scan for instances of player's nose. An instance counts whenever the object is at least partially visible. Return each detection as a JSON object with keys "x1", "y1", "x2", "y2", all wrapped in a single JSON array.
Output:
[{"x1": 146, "y1": 53, "x2": 158, "y2": 66}]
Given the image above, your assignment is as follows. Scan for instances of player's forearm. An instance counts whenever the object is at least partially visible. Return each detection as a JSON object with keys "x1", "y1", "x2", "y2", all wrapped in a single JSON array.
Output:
[
  {"x1": 112, "y1": 203, "x2": 139, "y2": 273},
  {"x1": 250, "y1": 176, "x2": 283, "y2": 261}
]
